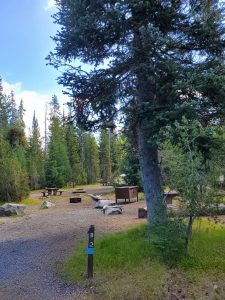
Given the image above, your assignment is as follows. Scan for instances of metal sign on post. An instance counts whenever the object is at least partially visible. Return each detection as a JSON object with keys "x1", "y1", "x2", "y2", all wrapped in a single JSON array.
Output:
[{"x1": 86, "y1": 225, "x2": 95, "y2": 278}]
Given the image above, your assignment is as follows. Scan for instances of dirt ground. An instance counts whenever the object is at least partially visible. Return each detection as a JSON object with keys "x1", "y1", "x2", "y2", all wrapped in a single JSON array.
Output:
[{"x1": 0, "y1": 187, "x2": 146, "y2": 300}]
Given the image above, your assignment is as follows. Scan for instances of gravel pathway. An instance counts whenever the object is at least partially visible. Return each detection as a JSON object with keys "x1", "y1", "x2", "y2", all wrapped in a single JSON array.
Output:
[{"x1": 0, "y1": 187, "x2": 146, "y2": 300}]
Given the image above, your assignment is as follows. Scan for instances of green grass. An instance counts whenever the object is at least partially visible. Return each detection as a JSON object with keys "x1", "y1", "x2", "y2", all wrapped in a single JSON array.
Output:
[
  {"x1": 65, "y1": 183, "x2": 104, "y2": 191},
  {"x1": 19, "y1": 198, "x2": 42, "y2": 205},
  {"x1": 65, "y1": 226, "x2": 156, "y2": 281},
  {"x1": 65, "y1": 220, "x2": 225, "y2": 299},
  {"x1": 178, "y1": 220, "x2": 225, "y2": 273},
  {"x1": 0, "y1": 197, "x2": 41, "y2": 206},
  {"x1": 65, "y1": 225, "x2": 166, "y2": 299}
]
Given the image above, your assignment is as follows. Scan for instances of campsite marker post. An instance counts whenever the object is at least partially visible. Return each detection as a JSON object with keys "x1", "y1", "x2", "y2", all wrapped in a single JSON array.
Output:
[{"x1": 86, "y1": 225, "x2": 95, "y2": 278}]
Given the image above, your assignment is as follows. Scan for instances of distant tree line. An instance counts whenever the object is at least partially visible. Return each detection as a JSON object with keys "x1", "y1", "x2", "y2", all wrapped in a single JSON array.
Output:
[{"x1": 0, "y1": 78, "x2": 131, "y2": 202}]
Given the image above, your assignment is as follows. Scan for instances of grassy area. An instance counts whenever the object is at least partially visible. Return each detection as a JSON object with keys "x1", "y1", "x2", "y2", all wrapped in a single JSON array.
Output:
[
  {"x1": 65, "y1": 226, "x2": 166, "y2": 299},
  {"x1": 20, "y1": 198, "x2": 42, "y2": 205},
  {"x1": 65, "y1": 220, "x2": 225, "y2": 299},
  {"x1": 178, "y1": 220, "x2": 225, "y2": 272},
  {"x1": 65, "y1": 183, "x2": 104, "y2": 191}
]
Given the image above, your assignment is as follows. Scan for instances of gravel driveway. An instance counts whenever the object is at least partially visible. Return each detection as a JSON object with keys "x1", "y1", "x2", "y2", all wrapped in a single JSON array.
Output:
[{"x1": 0, "y1": 187, "x2": 146, "y2": 300}]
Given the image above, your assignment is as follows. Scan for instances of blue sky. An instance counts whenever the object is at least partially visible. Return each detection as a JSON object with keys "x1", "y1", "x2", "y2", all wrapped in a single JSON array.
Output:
[{"x1": 0, "y1": 0, "x2": 65, "y2": 134}]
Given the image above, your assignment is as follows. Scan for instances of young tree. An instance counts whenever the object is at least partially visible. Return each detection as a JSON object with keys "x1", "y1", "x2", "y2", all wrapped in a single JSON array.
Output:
[
  {"x1": 48, "y1": 1, "x2": 225, "y2": 222},
  {"x1": 161, "y1": 118, "x2": 225, "y2": 242}
]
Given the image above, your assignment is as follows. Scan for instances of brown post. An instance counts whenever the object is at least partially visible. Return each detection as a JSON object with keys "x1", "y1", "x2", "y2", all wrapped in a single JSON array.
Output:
[{"x1": 87, "y1": 225, "x2": 95, "y2": 278}]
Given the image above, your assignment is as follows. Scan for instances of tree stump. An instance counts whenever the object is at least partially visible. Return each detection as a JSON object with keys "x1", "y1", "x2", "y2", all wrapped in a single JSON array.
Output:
[{"x1": 138, "y1": 208, "x2": 147, "y2": 218}]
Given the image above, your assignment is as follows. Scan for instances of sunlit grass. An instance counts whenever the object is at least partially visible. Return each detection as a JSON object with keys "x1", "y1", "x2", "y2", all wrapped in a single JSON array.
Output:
[
  {"x1": 65, "y1": 225, "x2": 155, "y2": 281},
  {"x1": 65, "y1": 225, "x2": 166, "y2": 299},
  {"x1": 178, "y1": 219, "x2": 225, "y2": 273},
  {"x1": 20, "y1": 198, "x2": 42, "y2": 205},
  {"x1": 65, "y1": 220, "x2": 225, "y2": 299}
]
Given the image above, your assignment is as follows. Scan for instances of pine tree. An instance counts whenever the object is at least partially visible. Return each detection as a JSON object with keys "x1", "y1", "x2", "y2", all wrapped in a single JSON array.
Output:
[
  {"x1": 0, "y1": 82, "x2": 29, "y2": 201},
  {"x1": 99, "y1": 129, "x2": 111, "y2": 184},
  {"x1": 46, "y1": 95, "x2": 71, "y2": 187},
  {"x1": 76, "y1": 128, "x2": 88, "y2": 183},
  {"x1": 27, "y1": 112, "x2": 45, "y2": 189},
  {"x1": 50, "y1": 94, "x2": 60, "y2": 118},
  {"x1": 83, "y1": 132, "x2": 100, "y2": 184},
  {"x1": 8, "y1": 90, "x2": 18, "y2": 125},
  {"x1": 18, "y1": 99, "x2": 26, "y2": 129},
  {"x1": 49, "y1": 1, "x2": 225, "y2": 222},
  {"x1": 121, "y1": 140, "x2": 142, "y2": 189},
  {"x1": 65, "y1": 123, "x2": 83, "y2": 185},
  {"x1": 110, "y1": 132, "x2": 124, "y2": 180},
  {"x1": 0, "y1": 78, "x2": 10, "y2": 131}
]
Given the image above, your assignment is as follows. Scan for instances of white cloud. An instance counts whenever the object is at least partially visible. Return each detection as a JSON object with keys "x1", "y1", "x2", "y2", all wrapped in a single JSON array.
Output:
[
  {"x1": 2, "y1": 81, "x2": 22, "y2": 94},
  {"x1": 45, "y1": 0, "x2": 56, "y2": 11},
  {"x1": 2, "y1": 80, "x2": 69, "y2": 137},
  {"x1": 16, "y1": 90, "x2": 52, "y2": 136}
]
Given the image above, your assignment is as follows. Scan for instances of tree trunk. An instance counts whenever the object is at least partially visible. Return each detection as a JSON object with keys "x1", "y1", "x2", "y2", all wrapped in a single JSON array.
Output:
[
  {"x1": 137, "y1": 124, "x2": 167, "y2": 223},
  {"x1": 185, "y1": 215, "x2": 195, "y2": 247}
]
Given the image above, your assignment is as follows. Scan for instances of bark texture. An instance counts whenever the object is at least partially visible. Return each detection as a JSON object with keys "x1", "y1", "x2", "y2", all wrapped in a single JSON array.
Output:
[{"x1": 137, "y1": 124, "x2": 166, "y2": 223}]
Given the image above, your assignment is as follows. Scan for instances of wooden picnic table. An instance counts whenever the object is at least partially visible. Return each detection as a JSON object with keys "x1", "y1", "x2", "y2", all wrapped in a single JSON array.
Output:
[{"x1": 45, "y1": 188, "x2": 59, "y2": 196}]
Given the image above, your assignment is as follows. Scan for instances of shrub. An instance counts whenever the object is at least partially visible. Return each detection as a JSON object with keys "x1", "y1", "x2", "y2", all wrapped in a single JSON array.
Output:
[
  {"x1": 0, "y1": 156, "x2": 29, "y2": 202},
  {"x1": 149, "y1": 219, "x2": 187, "y2": 266}
]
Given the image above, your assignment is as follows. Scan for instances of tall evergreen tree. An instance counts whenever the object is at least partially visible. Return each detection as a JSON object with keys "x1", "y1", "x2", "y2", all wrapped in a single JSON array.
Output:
[
  {"x1": 0, "y1": 149, "x2": 29, "y2": 201},
  {"x1": 99, "y1": 129, "x2": 111, "y2": 184},
  {"x1": 83, "y1": 132, "x2": 100, "y2": 184},
  {"x1": 46, "y1": 95, "x2": 71, "y2": 187},
  {"x1": 7, "y1": 95, "x2": 27, "y2": 171},
  {"x1": 8, "y1": 90, "x2": 18, "y2": 126},
  {"x1": 121, "y1": 139, "x2": 143, "y2": 189},
  {"x1": 0, "y1": 78, "x2": 10, "y2": 131},
  {"x1": 65, "y1": 123, "x2": 84, "y2": 185},
  {"x1": 49, "y1": 0, "x2": 225, "y2": 222},
  {"x1": 27, "y1": 112, "x2": 45, "y2": 189},
  {"x1": 50, "y1": 94, "x2": 60, "y2": 118},
  {"x1": 18, "y1": 99, "x2": 26, "y2": 129},
  {"x1": 0, "y1": 81, "x2": 29, "y2": 201},
  {"x1": 110, "y1": 132, "x2": 124, "y2": 180}
]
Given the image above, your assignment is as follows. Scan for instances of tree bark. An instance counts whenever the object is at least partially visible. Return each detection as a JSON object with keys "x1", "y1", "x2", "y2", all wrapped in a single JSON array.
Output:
[
  {"x1": 137, "y1": 124, "x2": 167, "y2": 223},
  {"x1": 185, "y1": 215, "x2": 195, "y2": 247}
]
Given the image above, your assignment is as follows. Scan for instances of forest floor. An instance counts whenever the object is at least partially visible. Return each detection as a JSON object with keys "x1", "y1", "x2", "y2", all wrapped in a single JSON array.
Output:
[{"x1": 0, "y1": 186, "x2": 146, "y2": 300}]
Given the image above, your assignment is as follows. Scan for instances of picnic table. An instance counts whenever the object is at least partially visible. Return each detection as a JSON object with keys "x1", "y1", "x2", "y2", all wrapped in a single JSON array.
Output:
[{"x1": 45, "y1": 188, "x2": 59, "y2": 196}]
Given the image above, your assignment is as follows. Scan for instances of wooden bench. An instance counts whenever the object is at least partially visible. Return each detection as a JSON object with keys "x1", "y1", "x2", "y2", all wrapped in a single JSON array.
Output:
[{"x1": 57, "y1": 190, "x2": 63, "y2": 196}]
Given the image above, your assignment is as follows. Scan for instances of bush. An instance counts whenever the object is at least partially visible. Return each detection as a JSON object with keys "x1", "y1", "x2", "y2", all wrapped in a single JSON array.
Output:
[
  {"x1": 149, "y1": 219, "x2": 187, "y2": 266},
  {"x1": 0, "y1": 157, "x2": 29, "y2": 202}
]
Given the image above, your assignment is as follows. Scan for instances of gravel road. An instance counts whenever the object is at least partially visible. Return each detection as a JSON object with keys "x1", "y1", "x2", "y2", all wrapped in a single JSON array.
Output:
[{"x1": 0, "y1": 187, "x2": 145, "y2": 300}]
